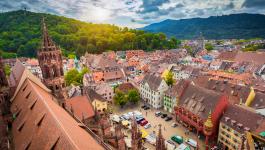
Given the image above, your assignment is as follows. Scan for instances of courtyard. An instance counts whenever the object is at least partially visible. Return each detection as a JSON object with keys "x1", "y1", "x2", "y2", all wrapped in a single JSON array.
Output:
[{"x1": 111, "y1": 102, "x2": 206, "y2": 150}]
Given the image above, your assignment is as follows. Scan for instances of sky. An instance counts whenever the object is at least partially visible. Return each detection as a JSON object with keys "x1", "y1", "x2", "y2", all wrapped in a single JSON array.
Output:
[{"x1": 0, "y1": 0, "x2": 265, "y2": 28}]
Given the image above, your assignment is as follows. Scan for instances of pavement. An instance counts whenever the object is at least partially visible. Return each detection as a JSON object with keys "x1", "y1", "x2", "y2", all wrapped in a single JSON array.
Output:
[{"x1": 112, "y1": 102, "x2": 206, "y2": 150}]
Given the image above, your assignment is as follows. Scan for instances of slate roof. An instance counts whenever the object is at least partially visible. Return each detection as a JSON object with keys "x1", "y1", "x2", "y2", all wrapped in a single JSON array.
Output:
[
  {"x1": 220, "y1": 105, "x2": 264, "y2": 134},
  {"x1": 142, "y1": 74, "x2": 163, "y2": 91}
]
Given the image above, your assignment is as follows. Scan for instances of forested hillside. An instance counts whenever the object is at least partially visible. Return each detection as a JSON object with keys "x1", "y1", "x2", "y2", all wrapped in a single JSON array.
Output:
[
  {"x1": 0, "y1": 10, "x2": 180, "y2": 58},
  {"x1": 141, "y1": 13, "x2": 265, "y2": 39}
]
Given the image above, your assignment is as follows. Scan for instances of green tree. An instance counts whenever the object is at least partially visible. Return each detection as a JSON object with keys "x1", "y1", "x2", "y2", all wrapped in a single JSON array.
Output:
[
  {"x1": 4, "y1": 64, "x2": 11, "y2": 76},
  {"x1": 127, "y1": 89, "x2": 140, "y2": 104},
  {"x1": 205, "y1": 43, "x2": 213, "y2": 51},
  {"x1": 165, "y1": 71, "x2": 174, "y2": 86},
  {"x1": 65, "y1": 69, "x2": 80, "y2": 86},
  {"x1": 114, "y1": 90, "x2": 127, "y2": 108}
]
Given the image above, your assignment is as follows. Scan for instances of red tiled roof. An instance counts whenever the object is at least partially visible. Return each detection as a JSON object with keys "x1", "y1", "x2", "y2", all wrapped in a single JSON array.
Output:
[
  {"x1": 220, "y1": 105, "x2": 264, "y2": 134},
  {"x1": 65, "y1": 96, "x2": 95, "y2": 120}
]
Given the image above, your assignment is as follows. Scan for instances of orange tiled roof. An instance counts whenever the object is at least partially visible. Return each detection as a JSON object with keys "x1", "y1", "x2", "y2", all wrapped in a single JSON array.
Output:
[
  {"x1": 93, "y1": 71, "x2": 104, "y2": 82},
  {"x1": 65, "y1": 96, "x2": 95, "y2": 120},
  {"x1": 11, "y1": 78, "x2": 104, "y2": 150}
]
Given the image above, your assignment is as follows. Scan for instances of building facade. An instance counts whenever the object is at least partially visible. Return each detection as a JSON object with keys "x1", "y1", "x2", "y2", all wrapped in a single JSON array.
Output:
[
  {"x1": 217, "y1": 105, "x2": 264, "y2": 150},
  {"x1": 140, "y1": 74, "x2": 168, "y2": 109}
]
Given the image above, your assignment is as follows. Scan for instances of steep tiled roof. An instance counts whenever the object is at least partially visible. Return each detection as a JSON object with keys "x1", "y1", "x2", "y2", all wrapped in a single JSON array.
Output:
[
  {"x1": 206, "y1": 79, "x2": 250, "y2": 104},
  {"x1": 9, "y1": 60, "x2": 25, "y2": 88},
  {"x1": 179, "y1": 84, "x2": 223, "y2": 120},
  {"x1": 65, "y1": 96, "x2": 95, "y2": 120},
  {"x1": 220, "y1": 105, "x2": 264, "y2": 134},
  {"x1": 142, "y1": 74, "x2": 163, "y2": 91},
  {"x1": 11, "y1": 79, "x2": 104, "y2": 150}
]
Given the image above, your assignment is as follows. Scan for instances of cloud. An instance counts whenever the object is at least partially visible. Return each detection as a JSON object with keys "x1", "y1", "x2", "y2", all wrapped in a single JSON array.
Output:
[
  {"x1": 242, "y1": 0, "x2": 265, "y2": 8},
  {"x1": 0, "y1": 0, "x2": 264, "y2": 28},
  {"x1": 139, "y1": 0, "x2": 169, "y2": 14}
]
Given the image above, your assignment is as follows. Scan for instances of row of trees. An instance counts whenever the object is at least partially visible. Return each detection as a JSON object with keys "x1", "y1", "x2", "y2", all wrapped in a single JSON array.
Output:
[
  {"x1": 114, "y1": 89, "x2": 140, "y2": 108},
  {"x1": 0, "y1": 10, "x2": 181, "y2": 58}
]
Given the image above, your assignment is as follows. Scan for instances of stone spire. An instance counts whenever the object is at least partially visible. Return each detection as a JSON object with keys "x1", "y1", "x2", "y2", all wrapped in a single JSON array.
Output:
[
  {"x1": 156, "y1": 124, "x2": 166, "y2": 150},
  {"x1": 131, "y1": 115, "x2": 142, "y2": 150},
  {"x1": 41, "y1": 17, "x2": 56, "y2": 51},
  {"x1": 37, "y1": 17, "x2": 66, "y2": 103}
]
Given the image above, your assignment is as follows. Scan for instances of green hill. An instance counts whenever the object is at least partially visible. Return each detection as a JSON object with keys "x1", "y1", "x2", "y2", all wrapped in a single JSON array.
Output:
[
  {"x1": 141, "y1": 13, "x2": 265, "y2": 39},
  {"x1": 0, "y1": 10, "x2": 180, "y2": 58}
]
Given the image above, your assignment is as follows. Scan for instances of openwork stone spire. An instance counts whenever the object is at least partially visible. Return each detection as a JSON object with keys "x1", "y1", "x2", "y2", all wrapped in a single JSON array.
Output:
[{"x1": 41, "y1": 17, "x2": 56, "y2": 51}]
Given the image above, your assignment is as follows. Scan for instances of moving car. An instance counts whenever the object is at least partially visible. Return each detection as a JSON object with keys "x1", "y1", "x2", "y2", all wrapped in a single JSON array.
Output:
[
  {"x1": 140, "y1": 120, "x2": 148, "y2": 126},
  {"x1": 144, "y1": 123, "x2": 151, "y2": 129},
  {"x1": 171, "y1": 135, "x2": 184, "y2": 144},
  {"x1": 161, "y1": 113, "x2": 168, "y2": 118},
  {"x1": 155, "y1": 111, "x2": 162, "y2": 117},
  {"x1": 185, "y1": 138, "x2": 197, "y2": 148},
  {"x1": 165, "y1": 116, "x2": 173, "y2": 121}
]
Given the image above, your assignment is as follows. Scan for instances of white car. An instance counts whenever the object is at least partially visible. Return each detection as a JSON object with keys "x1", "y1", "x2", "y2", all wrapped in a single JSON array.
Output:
[
  {"x1": 144, "y1": 123, "x2": 151, "y2": 129},
  {"x1": 185, "y1": 138, "x2": 197, "y2": 148}
]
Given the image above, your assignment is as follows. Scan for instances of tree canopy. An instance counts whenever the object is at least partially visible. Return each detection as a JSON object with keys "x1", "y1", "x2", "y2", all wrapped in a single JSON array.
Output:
[
  {"x1": 64, "y1": 67, "x2": 89, "y2": 86},
  {"x1": 127, "y1": 89, "x2": 140, "y2": 104},
  {"x1": 164, "y1": 71, "x2": 174, "y2": 86},
  {"x1": 0, "y1": 10, "x2": 181, "y2": 58}
]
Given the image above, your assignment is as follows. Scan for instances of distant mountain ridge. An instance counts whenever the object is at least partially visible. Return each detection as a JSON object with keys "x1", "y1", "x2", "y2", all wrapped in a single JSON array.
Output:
[{"x1": 140, "y1": 13, "x2": 265, "y2": 39}]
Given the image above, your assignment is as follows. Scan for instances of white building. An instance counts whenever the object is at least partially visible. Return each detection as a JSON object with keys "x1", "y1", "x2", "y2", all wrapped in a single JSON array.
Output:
[{"x1": 140, "y1": 74, "x2": 168, "y2": 109}]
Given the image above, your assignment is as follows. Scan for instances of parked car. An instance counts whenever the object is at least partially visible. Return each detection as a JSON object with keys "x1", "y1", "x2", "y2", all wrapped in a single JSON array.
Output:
[
  {"x1": 141, "y1": 105, "x2": 146, "y2": 108},
  {"x1": 185, "y1": 138, "x2": 197, "y2": 148},
  {"x1": 140, "y1": 120, "x2": 148, "y2": 126},
  {"x1": 166, "y1": 140, "x2": 176, "y2": 150},
  {"x1": 165, "y1": 116, "x2": 173, "y2": 121},
  {"x1": 171, "y1": 123, "x2": 178, "y2": 128},
  {"x1": 144, "y1": 123, "x2": 151, "y2": 129},
  {"x1": 161, "y1": 113, "x2": 168, "y2": 118},
  {"x1": 171, "y1": 135, "x2": 183, "y2": 144},
  {"x1": 136, "y1": 117, "x2": 145, "y2": 124},
  {"x1": 144, "y1": 106, "x2": 150, "y2": 110},
  {"x1": 155, "y1": 111, "x2": 162, "y2": 117}
]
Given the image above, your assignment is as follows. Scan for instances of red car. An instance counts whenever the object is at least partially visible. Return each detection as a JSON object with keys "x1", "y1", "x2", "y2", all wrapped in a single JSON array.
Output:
[{"x1": 140, "y1": 120, "x2": 148, "y2": 126}]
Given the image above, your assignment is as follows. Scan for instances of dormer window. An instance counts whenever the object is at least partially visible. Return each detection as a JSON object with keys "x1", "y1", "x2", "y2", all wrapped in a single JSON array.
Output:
[{"x1": 25, "y1": 92, "x2": 31, "y2": 99}]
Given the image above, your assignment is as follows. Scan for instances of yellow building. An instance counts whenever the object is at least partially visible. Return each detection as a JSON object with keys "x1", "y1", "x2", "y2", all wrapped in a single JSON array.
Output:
[
  {"x1": 86, "y1": 89, "x2": 108, "y2": 112},
  {"x1": 218, "y1": 105, "x2": 264, "y2": 150}
]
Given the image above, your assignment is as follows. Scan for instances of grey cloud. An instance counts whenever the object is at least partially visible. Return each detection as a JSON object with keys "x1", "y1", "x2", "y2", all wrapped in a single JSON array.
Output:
[
  {"x1": 139, "y1": 0, "x2": 169, "y2": 14},
  {"x1": 242, "y1": 0, "x2": 265, "y2": 8}
]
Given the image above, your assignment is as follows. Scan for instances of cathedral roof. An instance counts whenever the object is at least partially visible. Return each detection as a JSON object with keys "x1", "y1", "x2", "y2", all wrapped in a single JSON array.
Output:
[{"x1": 10, "y1": 61, "x2": 104, "y2": 150}]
